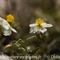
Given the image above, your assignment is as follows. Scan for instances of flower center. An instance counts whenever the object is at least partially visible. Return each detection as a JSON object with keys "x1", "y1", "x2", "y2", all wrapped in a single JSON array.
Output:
[
  {"x1": 6, "y1": 14, "x2": 14, "y2": 22},
  {"x1": 36, "y1": 18, "x2": 44, "y2": 28}
]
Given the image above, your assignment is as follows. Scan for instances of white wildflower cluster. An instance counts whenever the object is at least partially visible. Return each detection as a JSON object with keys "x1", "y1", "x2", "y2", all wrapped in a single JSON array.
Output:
[{"x1": 0, "y1": 15, "x2": 53, "y2": 36}]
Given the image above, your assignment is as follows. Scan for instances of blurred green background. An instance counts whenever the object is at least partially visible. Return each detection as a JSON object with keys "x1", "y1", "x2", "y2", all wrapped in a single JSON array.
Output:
[{"x1": 0, "y1": 0, "x2": 60, "y2": 60}]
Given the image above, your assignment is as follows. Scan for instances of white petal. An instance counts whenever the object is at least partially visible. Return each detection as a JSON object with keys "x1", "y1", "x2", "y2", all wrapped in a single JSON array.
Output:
[
  {"x1": 30, "y1": 27, "x2": 47, "y2": 34},
  {"x1": 34, "y1": 27, "x2": 39, "y2": 33},
  {"x1": 43, "y1": 23, "x2": 53, "y2": 28},
  {"x1": 30, "y1": 27, "x2": 34, "y2": 33},
  {"x1": 29, "y1": 23, "x2": 36, "y2": 27},
  {"x1": 3, "y1": 29, "x2": 12, "y2": 36},
  {"x1": 39, "y1": 28, "x2": 47, "y2": 33},
  {"x1": 0, "y1": 17, "x2": 10, "y2": 30},
  {"x1": 3, "y1": 27, "x2": 17, "y2": 36},
  {"x1": 31, "y1": 27, "x2": 38, "y2": 33},
  {"x1": 30, "y1": 27, "x2": 38, "y2": 33},
  {"x1": 10, "y1": 27, "x2": 17, "y2": 33}
]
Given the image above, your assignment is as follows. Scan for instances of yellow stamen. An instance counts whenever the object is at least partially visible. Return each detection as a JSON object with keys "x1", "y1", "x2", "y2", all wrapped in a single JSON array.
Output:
[
  {"x1": 6, "y1": 14, "x2": 14, "y2": 22},
  {"x1": 36, "y1": 18, "x2": 44, "y2": 28}
]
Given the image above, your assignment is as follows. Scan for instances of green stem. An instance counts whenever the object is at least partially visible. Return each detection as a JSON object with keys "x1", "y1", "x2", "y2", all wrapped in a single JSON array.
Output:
[{"x1": 25, "y1": 35, "x2": 36, "y2": 42}]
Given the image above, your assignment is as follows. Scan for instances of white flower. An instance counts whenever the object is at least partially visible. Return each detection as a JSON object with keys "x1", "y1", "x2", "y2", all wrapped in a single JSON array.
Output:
[
  {"x1": 0, "y1": 17, "x2": 17, "y2": 36},
  {"x1": 29, "y1": 18, "x2": 53, "y2": 33}
]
